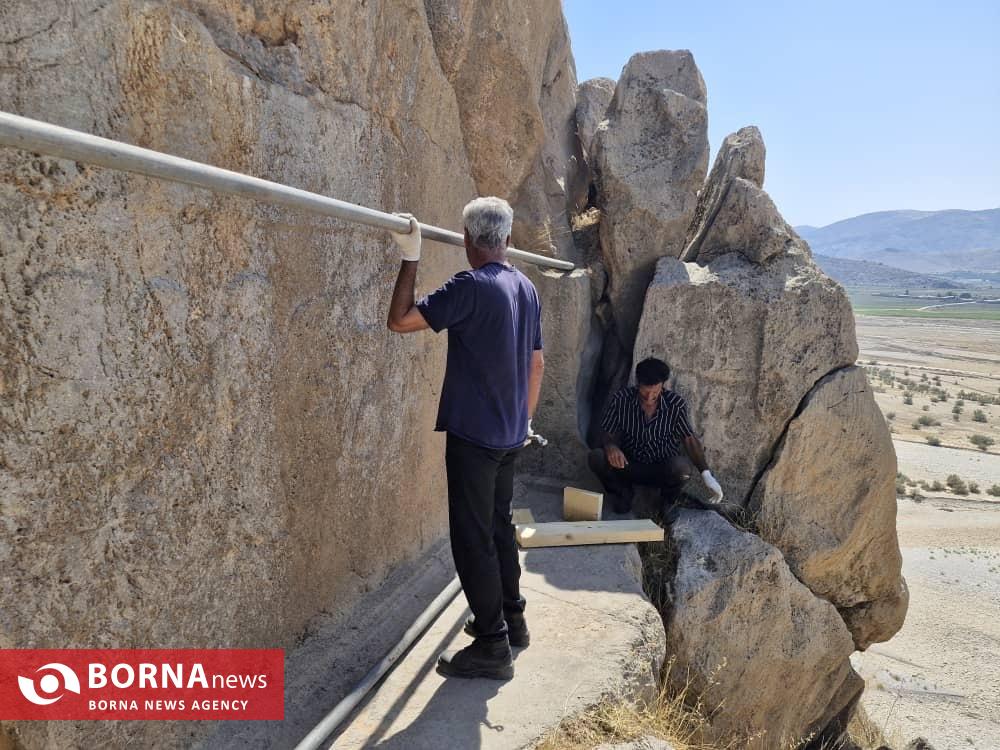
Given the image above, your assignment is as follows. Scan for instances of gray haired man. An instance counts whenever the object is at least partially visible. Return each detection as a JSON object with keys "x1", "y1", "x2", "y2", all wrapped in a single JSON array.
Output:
[{"x1": 386, "y1": 197, "x2": 545, "y2": 680}]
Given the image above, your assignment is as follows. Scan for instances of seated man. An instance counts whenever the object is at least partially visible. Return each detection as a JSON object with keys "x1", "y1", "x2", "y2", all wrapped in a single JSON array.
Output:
[{"x1": 588, "y1": 357, "x2": 723, "y2": 516}]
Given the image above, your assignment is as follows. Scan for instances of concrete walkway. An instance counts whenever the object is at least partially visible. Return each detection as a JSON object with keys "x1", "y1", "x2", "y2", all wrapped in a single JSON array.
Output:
[
  {"x1": 331, "y1": 476, "x2": 665, "y2": 749},
  {"x1": 198, "y1": 476, "x2": 665, "y2": 750}
]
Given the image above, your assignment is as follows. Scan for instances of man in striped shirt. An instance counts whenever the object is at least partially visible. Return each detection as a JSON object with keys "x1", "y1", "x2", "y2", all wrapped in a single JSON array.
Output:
[{"x1": 588, "y1": 357, "x2": 723, "y2": 515}]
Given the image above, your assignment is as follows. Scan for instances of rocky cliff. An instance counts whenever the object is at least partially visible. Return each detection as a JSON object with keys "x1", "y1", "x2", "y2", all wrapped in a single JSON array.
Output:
[
  {"x1": 0, "y1": 3, "x2": 905, "y2": 748},
  {"x1": 0, "y1": 2, "x2": 578, "y2": 747}
]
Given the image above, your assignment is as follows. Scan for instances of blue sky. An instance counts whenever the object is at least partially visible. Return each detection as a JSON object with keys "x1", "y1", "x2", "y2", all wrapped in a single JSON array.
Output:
[{"x1": 563, "y1": 1, "x2": 1000, "y2": 227}]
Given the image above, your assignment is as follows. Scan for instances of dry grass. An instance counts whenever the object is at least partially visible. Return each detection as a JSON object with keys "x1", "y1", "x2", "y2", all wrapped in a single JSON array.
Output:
[
  {"x1": 533, "y1": 659, "x2": 738, "y2": 750},
  {"x1": 534, "y1": 656, "x2": 901, "y2": 750},
  {"x1": 845, "y1": 703, "x2": 906, "y2": 750}
]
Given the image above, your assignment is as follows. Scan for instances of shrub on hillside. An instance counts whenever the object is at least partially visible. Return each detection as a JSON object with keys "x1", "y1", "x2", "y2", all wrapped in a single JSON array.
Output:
[
  {"x1": 946, "y1": 474, "x2": 969, "y2": 495},
  {"x1": 970, "y1": 434, "x2": 995, "y2": 451}
]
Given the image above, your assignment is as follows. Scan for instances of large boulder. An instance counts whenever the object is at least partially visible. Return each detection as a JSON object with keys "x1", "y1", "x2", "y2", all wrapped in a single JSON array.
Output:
[
  {"x1": 688, "y1": 177, "x2": 800, "y2": 265},
  {"x1": 633, "y1": 251, "x2": 858, "y2": 505},
  {"x1": 680, "y1": 125, "x2": 766, "y2": 261},
  {"x1": 591, "y1": 50, "x2": 708, "y2": 346},
  {"x1": 649, "y1": 511, "x2": 863, "y2": 746},
  {"x1": 576, "y1": 76, "x2": 615, "y2": 157},
  {"x1": 749, "y1": 366, "x2": 908, "y2": 649}
]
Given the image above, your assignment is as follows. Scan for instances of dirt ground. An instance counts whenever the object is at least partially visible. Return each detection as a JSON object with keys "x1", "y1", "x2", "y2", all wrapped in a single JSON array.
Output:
[
  {"x1": 853, "y1": 473, "x2": 1000, "y2": 750},
  {"x1": 856, "y1": 317, "x2": 1000, "y2": 459},
  {"x1": 853, "y1": 316, "x2": 1000, "y2": 749}
]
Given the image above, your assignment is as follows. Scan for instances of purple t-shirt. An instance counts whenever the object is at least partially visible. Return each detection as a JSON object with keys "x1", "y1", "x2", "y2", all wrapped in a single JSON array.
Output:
[{"x1": 416, "y1": 262, "x2": 543, "y2": 450}]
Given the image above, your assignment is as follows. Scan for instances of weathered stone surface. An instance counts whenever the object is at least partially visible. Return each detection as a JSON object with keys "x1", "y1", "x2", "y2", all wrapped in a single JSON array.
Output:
[
  {"x1": 520, "y1": 266, "x2": 601, "y2": 480},
  {"x1": 693, "y1": 177, "x2": 800, "y2": 264},
  {"x1": 424, "y1": 0, "x2": 586, "y2": 260},
  {"x1": 650, "y1": 510, "x2": 863, "y2": 746},
  {"x1": 633, "y1": 251, "x2": 858, "y2": 505},
  {"x1": 677, "y1": 126, "x2": 799, "y2": 265},
  {"x1": 681, "y1": 125, "x2": 766, "y2": 262},
  {"x1": 576, "y1": 76, "x2": 615, "y2": 156},
  {"x1": 592, "y1": 50, "x2": 708, "y2": 346},
  {"x1": 421, "y1": 1, "x2": 593, "y2": 489},
  {"x1": 750, "y1": 366, "x2": 908, "y2": 649},
  {"x1": 0, "y1": 1, "x2": 581, "y2": 748}
]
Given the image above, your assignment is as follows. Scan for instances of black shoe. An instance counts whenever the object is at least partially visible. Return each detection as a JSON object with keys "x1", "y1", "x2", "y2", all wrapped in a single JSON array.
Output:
[
  {"x1": 437, "y1": 637, "x2": 514, "y2": 680},
  {"x1": 464, "y1": 614, "x2": 530, "y2": 648},
  {"x1": 610, "y1": 491, "x2": 633, "y2": 514}
]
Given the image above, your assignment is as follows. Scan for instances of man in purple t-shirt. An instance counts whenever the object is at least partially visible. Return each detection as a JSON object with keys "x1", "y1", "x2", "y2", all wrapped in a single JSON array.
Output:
[{"x1": 386, "y1": 197, "x2": 544, "y2": 681}]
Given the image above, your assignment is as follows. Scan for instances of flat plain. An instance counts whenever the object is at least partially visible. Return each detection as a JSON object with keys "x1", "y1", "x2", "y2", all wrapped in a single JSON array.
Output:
[{"x1": 852, "y1": 310, "x2": 1000, "y2": 749}]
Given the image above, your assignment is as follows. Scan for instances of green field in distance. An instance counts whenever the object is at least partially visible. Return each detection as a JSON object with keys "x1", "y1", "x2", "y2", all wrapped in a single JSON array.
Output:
[{"x1": 847, "y1": 288, "x2": 1000, "y2": 320}]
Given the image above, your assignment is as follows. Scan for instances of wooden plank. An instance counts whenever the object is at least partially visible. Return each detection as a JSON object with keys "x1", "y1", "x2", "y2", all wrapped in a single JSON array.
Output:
[
  {"x1": 516, "y1": 519, "x2": 663, "y2": 548},
  {"x1": 511, "y1": 508, "x2": 536, "y2": 525},
  {"x1": 563, "y1": 486, "x2": 603, "y2": 521}
]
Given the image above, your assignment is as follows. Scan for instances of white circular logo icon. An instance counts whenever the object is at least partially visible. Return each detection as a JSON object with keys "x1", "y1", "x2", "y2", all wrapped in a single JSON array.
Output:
[{"x1": 17, "y1": 663, "x2": 81, "y2": 705}]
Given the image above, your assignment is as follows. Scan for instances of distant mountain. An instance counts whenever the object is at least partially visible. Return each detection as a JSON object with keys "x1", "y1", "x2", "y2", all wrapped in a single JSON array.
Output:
[
  {"x1": 795, "y1": 208, "x2": 1000, "y2": 274},
  {"x1": 813, "y1": 254, "x2": 960, "y2": 289}
]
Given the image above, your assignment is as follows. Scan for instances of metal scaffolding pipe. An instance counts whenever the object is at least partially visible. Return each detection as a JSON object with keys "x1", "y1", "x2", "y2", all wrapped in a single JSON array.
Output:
[
  {"x1": 293, "y1": 576, "x2": 463, "y2": 750},
  {"x1": 0, "y1": 111, "x2": 574, "y2": 271}
]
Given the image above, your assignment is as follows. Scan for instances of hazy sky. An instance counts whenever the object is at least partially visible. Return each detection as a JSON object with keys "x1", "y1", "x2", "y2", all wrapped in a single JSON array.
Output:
[{"x1": 563, "y1": 1, "x2": 1000, "y2": 227}]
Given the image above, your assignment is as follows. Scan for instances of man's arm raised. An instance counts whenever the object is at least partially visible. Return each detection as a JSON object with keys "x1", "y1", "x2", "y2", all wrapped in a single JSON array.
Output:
[{"x1": 386, "y1": 214, "x2": 430, "y2": 334}]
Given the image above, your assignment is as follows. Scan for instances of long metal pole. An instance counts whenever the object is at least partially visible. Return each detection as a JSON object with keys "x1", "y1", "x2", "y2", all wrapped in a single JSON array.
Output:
[
  {"x1": 0, "y1": 112, "x2": 574, "y2": 271},
  {"x1": 293, "y1": 576, "x2": 463, "y2": 750}
]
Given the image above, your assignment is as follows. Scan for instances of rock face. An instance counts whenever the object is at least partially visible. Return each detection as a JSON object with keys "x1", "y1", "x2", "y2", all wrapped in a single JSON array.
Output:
[
  {"x1": 680, "y1": 125, "x2": 766, "y2": 261},
  {"x1": 632, "y1": 124, "x2": 906, "y2": 743},
  {"x1": 1, "y1": 3, "x2": 909, "y2": 747},
  {"x1": 424, "y1": 0, "x2": 587, "y2": 259},
  {"x1": 679, "y1": 126, "x2": 799, "y2": 266},
  {"x1": 576, "y1": 76, "x2": 615, "y2": 157},
  {"x1": 634, "y1": 251, "x2": 858, "y2": 506},
  {"x1": 591, "y1": 50, "x2": 709, "y2": 347},
  {"x1": 0, "y1": 1, "x2": 579, "y2": 748},
  {"x1": 520, "y1": 265, "x2": 601, "y2": 479},
  {"x1": 750, "y1": 367, "x2": 908, "y2": 649},
  {"x1": 421, "y1": 0, "x2": 597, "y2": 482},
  {"x1": 650, "y1": 511, "x2": 863, "y2": 746}
]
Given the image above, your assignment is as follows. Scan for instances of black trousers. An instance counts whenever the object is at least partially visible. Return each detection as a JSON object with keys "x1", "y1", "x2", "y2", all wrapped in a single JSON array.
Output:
[
  {"x1": 445, "y1": 433, "x2": 526, "y2": 643},
  {"x1": 587, "y1": 448, "x2": 693, "y2": 507}
]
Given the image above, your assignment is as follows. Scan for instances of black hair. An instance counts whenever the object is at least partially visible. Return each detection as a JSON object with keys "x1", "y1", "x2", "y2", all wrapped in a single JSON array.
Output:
[{"x1": 635, "y1": 357, "x2": 670, "y2": 386}]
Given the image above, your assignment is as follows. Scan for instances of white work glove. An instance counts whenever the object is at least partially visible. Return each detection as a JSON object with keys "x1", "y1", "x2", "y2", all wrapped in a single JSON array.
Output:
[
  {"x1": 524, "y1": 419, "x2": 548, "y2": 447},
  {"x1": 702, "y1": 470, "x2": 724, "y2": 504},
  {"x1": 390, "y1": 213, "x2": 421, "y2": 261}
]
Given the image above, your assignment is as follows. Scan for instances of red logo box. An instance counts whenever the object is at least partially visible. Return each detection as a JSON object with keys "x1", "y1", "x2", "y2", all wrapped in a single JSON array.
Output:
[{"x1": 0, "y1": 649, "x2": 284, "y2": 720}]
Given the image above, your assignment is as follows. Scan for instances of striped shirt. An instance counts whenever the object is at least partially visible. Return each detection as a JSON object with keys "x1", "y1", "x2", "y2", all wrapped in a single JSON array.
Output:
[{"x1": 600, "y1": 386, "x2": 695, "y2": 464}]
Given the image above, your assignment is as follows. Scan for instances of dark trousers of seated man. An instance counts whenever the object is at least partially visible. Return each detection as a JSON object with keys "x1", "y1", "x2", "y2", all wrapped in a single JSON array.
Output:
[
  {"x1": 446, "y1": 433, "x2": 527, "y2": 643},
  {"x1": 587, "y1": 449, "x2": 693, "y2": 513}
]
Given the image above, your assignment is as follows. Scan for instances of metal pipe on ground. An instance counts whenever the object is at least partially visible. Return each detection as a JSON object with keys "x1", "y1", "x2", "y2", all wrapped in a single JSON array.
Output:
[
  {"x1": 293, "y1": 576, "x2": 463, "y2": 750},
  {"x1": 0, "y1": 112, "x2": 574, "y2": 272}
]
